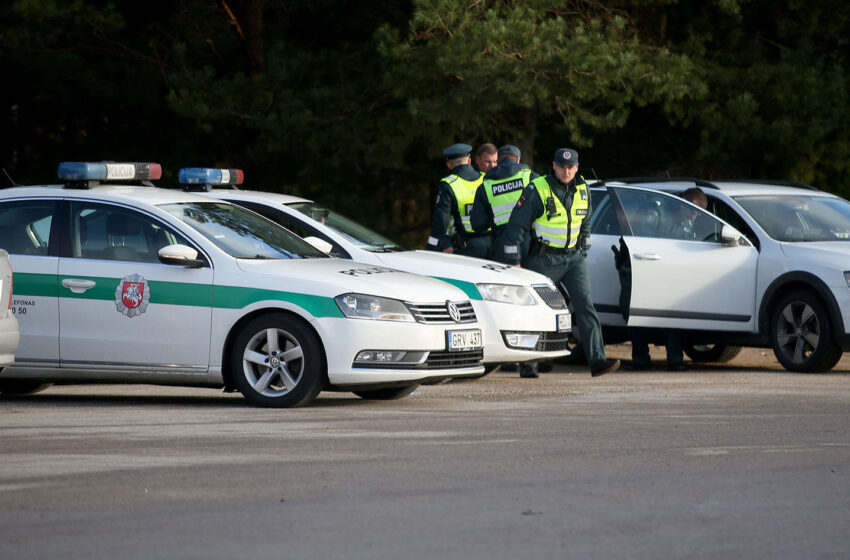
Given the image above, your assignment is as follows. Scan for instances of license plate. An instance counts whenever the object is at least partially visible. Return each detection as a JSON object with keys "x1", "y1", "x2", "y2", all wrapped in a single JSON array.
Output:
[
  {"x1": 446, "y1": 328, "x2": 482, "y2": 351},
  {"x1": 556, "y1": 313, "x2": 571, "y2": 333}
]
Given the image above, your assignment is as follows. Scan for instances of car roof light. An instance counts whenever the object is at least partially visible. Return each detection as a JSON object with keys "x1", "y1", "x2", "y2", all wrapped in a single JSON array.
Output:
[
  {"x1": 58, "y1": 162, "x2": 162, "y2": 182},
  {"x1": 178, "y1": 168, "x2": 244, "y2": 189}
]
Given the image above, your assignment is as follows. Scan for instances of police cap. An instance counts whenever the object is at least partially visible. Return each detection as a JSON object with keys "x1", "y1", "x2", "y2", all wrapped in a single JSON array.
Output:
[
  {"x1": 442, "y1": 143, "x2": 473, "y2": 159},
  {"x1": 554, "y1": 148, "x2": 579, "y2": 166},
  {"x1": 497, "y1": 145, "x2": 521, "y2": 159}
]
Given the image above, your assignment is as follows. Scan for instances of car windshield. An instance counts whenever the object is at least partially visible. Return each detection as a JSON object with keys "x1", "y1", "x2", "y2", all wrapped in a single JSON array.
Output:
[
  {"x1": 733, "y1": 195, "x2": 850, "y2": 242},
  {"x1": 159, "y1": 202, "x2": 327, "y2": 259},
  {"x1": 287, "y1": 201, "x2": 406, "y2": 251}
]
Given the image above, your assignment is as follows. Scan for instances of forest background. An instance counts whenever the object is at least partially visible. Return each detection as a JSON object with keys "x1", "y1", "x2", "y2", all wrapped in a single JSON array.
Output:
[{"x1": 3, "y1": 0, "x2": 849, "y2": 246}]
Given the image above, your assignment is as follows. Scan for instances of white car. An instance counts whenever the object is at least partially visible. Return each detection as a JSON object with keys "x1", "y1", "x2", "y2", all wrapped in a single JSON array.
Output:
[
  {"x1": 0, "y1": 162, "x2": 487, "y2": 406},
  {"x1": 178, "y1": 168, "x2": 572, "y2": 368},
  {"x1": 0, "y1": 249, "x2": 20, "y2": 372},
  {"x1": 585, "y1": 178, "x2": 850, "y2": 372}
]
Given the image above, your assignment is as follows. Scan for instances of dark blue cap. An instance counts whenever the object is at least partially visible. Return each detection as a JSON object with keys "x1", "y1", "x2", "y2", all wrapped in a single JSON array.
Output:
[
  {"x1": 442, "y1": 143, "x2": 472, "y2": 159},
  {"x1": 497, "y1": 145, "x2": 521, "y2": 159},
  {"x1": 554, "y1": 148, "x2": 579, "y2": 166}
]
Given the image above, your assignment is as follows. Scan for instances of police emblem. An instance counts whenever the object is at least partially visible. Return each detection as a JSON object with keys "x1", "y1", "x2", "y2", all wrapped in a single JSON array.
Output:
[{"x1": 115, "y1": 274, "x2": 150, "y2": 318}]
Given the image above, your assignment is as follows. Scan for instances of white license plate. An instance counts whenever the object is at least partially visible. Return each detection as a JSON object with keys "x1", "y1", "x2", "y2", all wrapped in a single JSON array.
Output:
[
  {"x1": 446, "y1": 328, "x2": 482, "y2": 351},
  {"x1": 556, "y1": 313, "x2": 571, "y2": 332}
]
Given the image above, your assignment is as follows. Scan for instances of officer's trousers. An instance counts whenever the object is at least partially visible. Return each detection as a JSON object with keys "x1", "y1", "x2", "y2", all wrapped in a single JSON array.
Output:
[
  {"x1": 524, "y1": 249, "x2": 607, "y2": 366},
  {"x1": 457, "y1": 235, "x2": 492, "y2": 260}
]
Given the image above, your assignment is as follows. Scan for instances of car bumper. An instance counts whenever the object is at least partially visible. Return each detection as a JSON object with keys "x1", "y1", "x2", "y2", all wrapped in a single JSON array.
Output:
[
  {"x1": 0, "y1": 314, "x2": 20, "y2": 367},
  {"x1": 316, "y1": 317, "x2": 485, "y2": 385},
  {"x1": 474, "y1": 301, "x2": 571, "y2": 364}
]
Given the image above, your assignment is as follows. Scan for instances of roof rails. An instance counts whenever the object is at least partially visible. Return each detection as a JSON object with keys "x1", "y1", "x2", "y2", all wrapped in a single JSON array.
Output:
[
  {"x1": 596, "y1": 176, "x2": 820, "y2": 192},
  {"x1": 58, "y1": 162, "x2": 162, "y2": 189},
  {"x1": 179, "y1": 168, "x2": 243, "y2": 192}
]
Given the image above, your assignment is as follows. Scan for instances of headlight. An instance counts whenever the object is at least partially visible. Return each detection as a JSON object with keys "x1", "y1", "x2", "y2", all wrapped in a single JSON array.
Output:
[
  {"x1": 845, "y1": 271, "x2": 850, "y2": 287},
  {"x1": 476, "y1": 283, "x2": 536, "y2": 305},
  {"x1": 335, "y1": 293, "x2": 415, "y2": 322}
]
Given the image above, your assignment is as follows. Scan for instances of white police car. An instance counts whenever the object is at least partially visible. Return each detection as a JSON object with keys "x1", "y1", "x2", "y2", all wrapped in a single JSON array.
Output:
[
  {"x1": 177, "y1": 168, "x2": 572, "y2": 369},
  {"x1": 0, "y1": 250, "x2": 19, "y2": 374},
  {"x1": 0, "y1": 162, "x2": 486, "y2": 406},
  {"x1": 586, "y1": 178, "x2": 850, "y2": 372}
]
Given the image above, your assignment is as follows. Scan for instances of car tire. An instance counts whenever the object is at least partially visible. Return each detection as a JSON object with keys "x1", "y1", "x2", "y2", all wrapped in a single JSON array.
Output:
[
  {"x1": 770, "y1": 290, "x2": 843, "y2": 373},
  {"x1": 230, "y1": 313, "x2": 325, "y2": 407},
  {"x1": 0, "y1": 379, "x2": 51, "y2": 395},
  {"x1": 683, "y1": 344, "x2": 743, "y2": 363},
  {"x1": 353, "y1": 384, "x2": 419, "y2": 400}
]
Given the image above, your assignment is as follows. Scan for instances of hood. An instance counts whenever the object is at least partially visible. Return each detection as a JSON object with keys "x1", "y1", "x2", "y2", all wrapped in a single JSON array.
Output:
[
  {"x1": 235, "y1": 257, "x2": 471, "y2": 302},
  {"x1": 374, "y1": 250, "x2": 555, "y2": 293},
  {"x1": 780, "y1": 242, "x2": 850, "y2": 269}
]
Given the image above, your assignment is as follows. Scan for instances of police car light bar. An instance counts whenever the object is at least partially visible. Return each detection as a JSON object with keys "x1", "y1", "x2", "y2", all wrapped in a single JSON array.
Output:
[
  {"x1": 178, "y1": 168, "x2": 244, "y2": 186},
  {"x1": 58, "y1": 162, "x2": 162, "y2": 182}
]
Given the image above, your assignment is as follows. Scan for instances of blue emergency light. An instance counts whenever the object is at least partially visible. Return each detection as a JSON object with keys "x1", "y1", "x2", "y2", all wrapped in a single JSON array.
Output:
[
  {"x1": 178, "y1": 168, "x2": 244, "y2": 186},
  {"x1": 58, "y1": 162, "x2": 162, "y2": 182}
]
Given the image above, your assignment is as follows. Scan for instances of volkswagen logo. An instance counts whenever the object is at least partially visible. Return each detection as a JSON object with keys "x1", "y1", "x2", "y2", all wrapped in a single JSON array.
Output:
[{"x1": 446, "y1": 301, "x2": 462, "y2": 322}]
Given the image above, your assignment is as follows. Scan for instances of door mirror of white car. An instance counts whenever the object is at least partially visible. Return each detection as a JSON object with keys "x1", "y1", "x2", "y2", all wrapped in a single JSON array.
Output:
[
  {"x1": 158, "y1": 244, "x2": 205, "y2": 267},
  {"x1": 304, "y1": 236, "x2": 333, "y2": 254},
  {"x1": 720, "y1": 225, "x2": 745, "y2": 247}
]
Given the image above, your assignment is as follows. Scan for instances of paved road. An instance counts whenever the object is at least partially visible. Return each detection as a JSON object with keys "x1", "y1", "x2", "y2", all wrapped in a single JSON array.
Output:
[{"x1": 1, "y1": 347, "x2": 849, "y2": 559}]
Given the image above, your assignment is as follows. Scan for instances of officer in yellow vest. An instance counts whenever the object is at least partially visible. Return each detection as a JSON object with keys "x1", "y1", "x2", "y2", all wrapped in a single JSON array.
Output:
[
  {"x1": 501, "y1": 148, "x2": 620, "y2": 378},
  {"x1": 470, "y1": 145, "x2": 538, "y2": 262},
  {"x1": 426, "y1": 143, "x2": 492, "y2": 258}
]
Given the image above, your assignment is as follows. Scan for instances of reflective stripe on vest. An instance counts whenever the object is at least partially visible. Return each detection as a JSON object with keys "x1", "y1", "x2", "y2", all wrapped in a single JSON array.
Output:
[
  {"x1": 443, "y1": 173, "x2": 484, "y2": 235},
  {"x1": 483, "y1": 168, "x2": 532, "y2": 226},
  {"x1": 531, "y1": 176, "x2": 589, "y2": 249}
]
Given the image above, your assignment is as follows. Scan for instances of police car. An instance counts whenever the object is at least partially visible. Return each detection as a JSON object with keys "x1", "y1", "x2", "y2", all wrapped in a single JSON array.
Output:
[
  {"x1": 0, "y1": 250, "x2": 19, "y2": 374},
  {"x1": 0, "y1": 162, "x2": 487, "y2": 406},
  {"x1": 178, "y1": 168, "x2": 572, "y2": 369}
]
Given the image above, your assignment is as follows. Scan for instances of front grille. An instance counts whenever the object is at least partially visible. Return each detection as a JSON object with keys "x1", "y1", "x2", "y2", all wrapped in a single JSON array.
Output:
[
  {"x1": 533, "y1": 285, "x2": 568, "y2": 309},
  {"x1": 424, "y1": 349, "x2": 484, "y2": 369},
  {"x1": 535, "y1": 331, "x2": 570, "y2": 352},
  {"x1": 407, "y1": 301, "x2": 477, "y2": 324}
]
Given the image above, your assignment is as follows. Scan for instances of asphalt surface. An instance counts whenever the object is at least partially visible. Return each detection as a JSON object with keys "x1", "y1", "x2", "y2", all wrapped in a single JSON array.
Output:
[{"x1": 1, "y1": 345, "x2": 849, "y2": 559}]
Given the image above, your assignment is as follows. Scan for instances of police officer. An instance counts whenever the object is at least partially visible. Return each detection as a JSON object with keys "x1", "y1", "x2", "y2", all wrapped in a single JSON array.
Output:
[
  {"x1": 470, "y1": 145, "x2": 538, "y2": 262},
  {"x1": 501, "y1": 148, "x2": 620, "y2": 378},
  {"x1": 426, "y1": 143, "x2": 492, "y2": 258}
]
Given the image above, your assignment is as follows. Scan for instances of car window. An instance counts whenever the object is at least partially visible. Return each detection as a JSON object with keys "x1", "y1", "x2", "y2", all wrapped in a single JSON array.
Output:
[
  {"x1": 287, "y1": 201, "x2": 406, "y2": 252},
  {"x1": 0, "y1": 199, "x2": 57, "y2": 256},
  {"x1": 160, "y1": 201, "x2": 327, "y2": 259},
  {"x1": 589, "y1": 188, "x2": 620, "y2": 236},
  {"x1": 225, "y1": 199, "x2": 350, "y2": 259},
  {"x1": 733, "y1": 194, "x2": 850, "y2": 242},
  {"x1": 706, "y1": 195, "x2": 760, "y2": 249},
  {"x1": 615, "y1": 188, "x2": 724, "y2": 242},
  {"x1": 69, "y1": 202, "x2": 191, "y2": 262}
]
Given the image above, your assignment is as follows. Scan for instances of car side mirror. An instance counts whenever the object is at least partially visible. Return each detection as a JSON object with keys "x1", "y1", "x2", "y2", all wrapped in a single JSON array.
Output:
[
  {"x1": 303, "y1": 236, "x2": 333, "y2": 254},
  {"x1": 158, "y1": 244, "x2": 206, "y2": 267},
  {"x1": 720, "y1": 224, "x2": 744, "y2": 247}
]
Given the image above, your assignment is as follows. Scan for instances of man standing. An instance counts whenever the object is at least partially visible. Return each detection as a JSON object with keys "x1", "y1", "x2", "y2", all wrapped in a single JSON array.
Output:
[
  {"x1": 501, "y1": 148, "x2": 620, "y2": 378},
  {"x1": 426, "y1": 143, "x2": 492, "y2": 258},
  {"x1": 473, "y1": 143, "x2": 498, "y2": 174},
  {"x1": 470, "y1": 145, "x2": 538, "y2": 262}
]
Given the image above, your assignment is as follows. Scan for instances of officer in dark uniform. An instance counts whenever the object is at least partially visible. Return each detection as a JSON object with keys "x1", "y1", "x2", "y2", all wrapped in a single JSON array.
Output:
[
  {"x1": 470, "y1": 145, "x2": 538, "y2": 262},
  {"x1": 501, "y1": 148, "x2": 620, "y2": 378},
  {"x1": 426, "y1": 143, "x2": 492, "y2": 258}
]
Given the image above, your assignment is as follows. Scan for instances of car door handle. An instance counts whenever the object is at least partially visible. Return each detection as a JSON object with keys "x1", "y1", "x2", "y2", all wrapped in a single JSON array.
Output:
[
  {"x1": 632, "y1": 253, "x2": 661, "y2": 261},
  {"x1": 62, "y1": 279, "x2": 97, "y2": 293}
]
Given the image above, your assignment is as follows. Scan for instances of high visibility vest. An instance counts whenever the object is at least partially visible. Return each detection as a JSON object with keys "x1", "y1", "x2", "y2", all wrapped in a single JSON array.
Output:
[
  {"x1": 442, "y1": 173, "x2": 484, "y2": 235},
  {"x1": 483, "y1": 168, "x2": 532, "y2": 227},
  {"x1": 531, "y1": 176, "x2": 589, "y2": 249}
]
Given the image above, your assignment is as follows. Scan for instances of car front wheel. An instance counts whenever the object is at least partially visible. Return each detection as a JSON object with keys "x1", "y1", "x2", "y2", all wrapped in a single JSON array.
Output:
[
  {"x1": 230, "y1": 313, "x2": 325, "y2": 407},
  {"x1": 770, "y1": 290, "x2": 843, "y2": 373}
]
